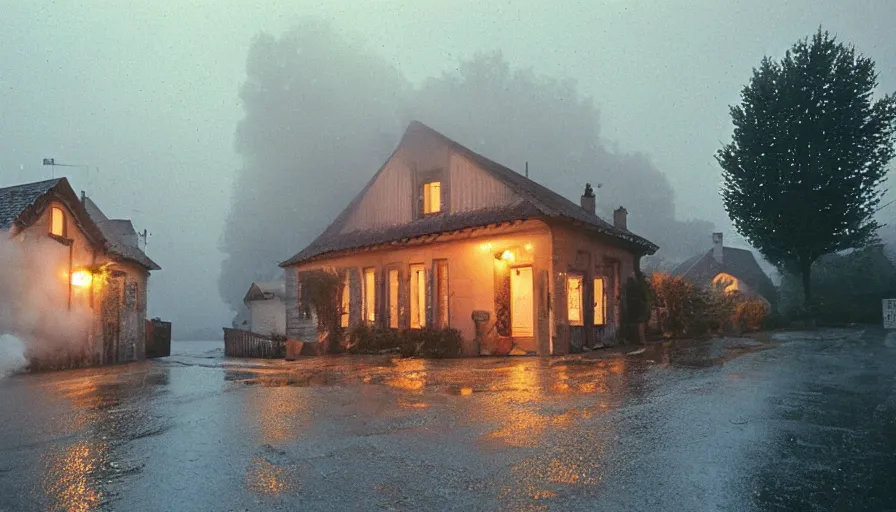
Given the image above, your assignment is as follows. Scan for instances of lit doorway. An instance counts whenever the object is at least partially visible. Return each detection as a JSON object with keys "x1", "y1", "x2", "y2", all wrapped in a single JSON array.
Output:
[{"x1": 510, "y1": 266, "x2": 534, "y2": 337}]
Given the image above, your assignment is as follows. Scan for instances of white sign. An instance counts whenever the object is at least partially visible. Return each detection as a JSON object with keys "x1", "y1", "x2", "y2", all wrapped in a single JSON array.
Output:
[{"x1": 884, "y1": 299, "x2": 896, "y2": 329}]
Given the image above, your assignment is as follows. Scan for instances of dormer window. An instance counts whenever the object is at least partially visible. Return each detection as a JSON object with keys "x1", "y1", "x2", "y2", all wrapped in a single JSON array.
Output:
[
  {"x1": 50, "y1": 207, "x2": 66, "y2": 237},
  {"x1": 423, "y1": 181, "x2": 441, "y2": 214}
]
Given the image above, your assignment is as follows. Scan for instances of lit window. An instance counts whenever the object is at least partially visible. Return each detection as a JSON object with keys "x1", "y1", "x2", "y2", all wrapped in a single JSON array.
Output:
[
  {"x1": 435, "y1": 260, "x2": 449, "y2": 328},
  {"x1": 340, "y1": 275, "x2": 350, "y2": 328},
  {"x1": 410, "y1": 263, "x2": 426, "y2": 329},
  {"x1": 593, "y1": 277, "x2": 606, "y2": 325},
  {"x1": 50, "y1": 207, "x2": 65, "y2": 237},
  {"x1": 423, "y1": 182, "x2": 441, "y2": 214},
  {"x1": 388, "y1": 269, "x2": 399, "y2": 329},
  {"x1": 567, "y1": 275, "x2": 583, "y2": 325},
  {"x1": 363, "y1": 268, "x2": 376, "y2": 323}
]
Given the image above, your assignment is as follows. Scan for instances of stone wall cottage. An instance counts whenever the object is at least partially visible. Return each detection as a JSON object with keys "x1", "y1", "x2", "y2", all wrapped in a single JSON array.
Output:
[
  {"x1": 280, "y1": 122, "x2": 658, "y2": 355},
  {"x1": 0, "y1": 177, "x2": 160, "y2": 368}
]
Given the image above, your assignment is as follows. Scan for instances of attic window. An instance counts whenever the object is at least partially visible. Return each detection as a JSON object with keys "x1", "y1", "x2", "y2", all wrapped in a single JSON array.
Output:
[
  {"x1": 423, "y1": 182, "x2": 441, "y2": 214},
  {"x1": 50, "y1": 207, "x2": 65, "y2": 237}
]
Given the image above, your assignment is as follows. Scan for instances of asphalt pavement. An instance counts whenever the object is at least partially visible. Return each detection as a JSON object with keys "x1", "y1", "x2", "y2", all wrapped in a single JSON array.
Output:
[{"x1": 0, "y1": 328, "x2": 894, "y2": 511}]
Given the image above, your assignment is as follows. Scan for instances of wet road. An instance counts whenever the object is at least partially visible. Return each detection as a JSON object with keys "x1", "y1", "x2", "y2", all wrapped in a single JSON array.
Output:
[{"x1": 1, "y1": 328, "x2": 894, "y2": 511}]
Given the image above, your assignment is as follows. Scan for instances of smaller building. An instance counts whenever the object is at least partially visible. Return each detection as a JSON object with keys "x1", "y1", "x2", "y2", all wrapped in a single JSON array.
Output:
[
  {"x1": 0, "y1": 177, "x2": 160, "y2": 368},
  {"x1": 672, "y1": 232, "x2": 775, "y2": 305},
  {"x1": 243, "y1": 280, "x2": 286, "y2": 336}
]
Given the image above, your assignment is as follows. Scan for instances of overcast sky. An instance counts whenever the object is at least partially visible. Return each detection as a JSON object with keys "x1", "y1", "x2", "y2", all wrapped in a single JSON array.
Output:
[{"x1": 2, "y1": 0, "x2": 894, "y2": 333}]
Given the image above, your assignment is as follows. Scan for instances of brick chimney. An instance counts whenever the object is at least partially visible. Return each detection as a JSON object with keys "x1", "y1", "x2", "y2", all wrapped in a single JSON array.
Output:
[
  {"x1": 613, "y1": 206, "x2": 628, "y2": 230},
  {"x1": 712, "y1": 232, "x2": 724, "y2": 263},
  {"x1": 580, "y1": 183, "x2": 595, "y2": 215}
]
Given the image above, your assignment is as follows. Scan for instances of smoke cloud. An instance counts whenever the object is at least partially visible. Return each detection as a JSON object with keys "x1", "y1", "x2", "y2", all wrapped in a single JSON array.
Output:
[{"x1": 0, "y1": 233, "x2": 92, "y2": 374}]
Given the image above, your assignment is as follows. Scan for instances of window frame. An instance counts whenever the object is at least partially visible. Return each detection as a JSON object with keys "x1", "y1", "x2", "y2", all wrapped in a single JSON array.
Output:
[
  {"x1": 362, "y1": 267, "x2": 376, "y2": 323},
  {"x1": 434, "y1": 259, "x2": 449, "y2": 328},
  {"x1": 340, "y1": 273, "x2": 350, "y2": 328},
  {"x1": 423, "y1": 181, "x2": 442, "y2": 214},
  {"x1": 50, "y1": 206, "x2": 66, "y2": 238},
  {"x1": 593, "y1": 276, "x2": 607, "y2": 326},
  {"x1": 567, "y1": 273, "x2": 584, "y2": 326},
  {"x1": 409, "y1": 263, "x2": 426, "y2": 329}
]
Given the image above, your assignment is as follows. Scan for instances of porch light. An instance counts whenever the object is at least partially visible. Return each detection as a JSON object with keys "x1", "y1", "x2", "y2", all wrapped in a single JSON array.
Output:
[
  {"x1": 71, "y1": 269, "x2": 93, "y2": 288},
  {"x1": 500, "y1": 250, "x2": 514, "y2": 262}
]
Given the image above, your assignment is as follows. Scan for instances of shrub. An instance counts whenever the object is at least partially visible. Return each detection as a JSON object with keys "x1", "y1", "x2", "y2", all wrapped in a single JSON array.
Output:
[
  {"x1": 347, "y1": 324, "x2": 462, "y2": 358},
  {"x1": 733, "y1": 300, "x2": 770, "y2": 332},
  {"x1": 650, "y1": 273, "x2": 738, "y2": 337}
]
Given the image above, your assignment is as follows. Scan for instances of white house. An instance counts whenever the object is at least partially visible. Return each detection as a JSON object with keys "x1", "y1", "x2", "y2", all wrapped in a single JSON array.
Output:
[{"x1": 242, "y1": 280, "x2": 286, "y2": 336}]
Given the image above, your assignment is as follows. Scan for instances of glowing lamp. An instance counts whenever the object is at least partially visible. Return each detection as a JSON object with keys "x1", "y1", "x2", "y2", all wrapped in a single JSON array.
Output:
[
  {"x1": 71, "y1": 269, "x2": 93, "y2": 288},
  {"x1": 500, "y1": 249, "x2": 514, "y2": 262}
]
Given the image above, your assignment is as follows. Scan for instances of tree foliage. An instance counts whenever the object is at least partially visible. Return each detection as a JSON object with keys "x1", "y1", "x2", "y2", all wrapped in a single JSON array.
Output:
[
  {"x1": 778, "y1": 245, "x2": 896, "y2": 323},
  {"x1": 219, "y1": 32, "x2": 716, "y2": 316},
  {"x1": 717, "y1": 29, "x2": 896, "y2": 306}
]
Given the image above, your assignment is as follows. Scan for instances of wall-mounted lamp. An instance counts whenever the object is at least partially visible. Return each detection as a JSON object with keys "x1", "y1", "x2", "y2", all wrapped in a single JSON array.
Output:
[{"x1": 71, "y1": 269, "x2": 93, "y2": 288}]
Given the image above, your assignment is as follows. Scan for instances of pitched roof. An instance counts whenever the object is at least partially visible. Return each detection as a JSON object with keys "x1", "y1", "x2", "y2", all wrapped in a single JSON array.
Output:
[
  {"x1": 244, "y1": 280, "x2": 286, "y2": 303},
  {"x1": 282, "y1": 121, "x2": 658, "y2": 267},
  {"x1": 83, "y1": 197, "x2": 160, "y2": 271},
  {"x1": 0, "y1": 178, "x2": 106, "y2": 247},
  {"x1": 672, "y1": 247, "x2": 776, "y2": 302},
  {"x1": 0, "y1": 178, "x2": 64, "y2": 230}
]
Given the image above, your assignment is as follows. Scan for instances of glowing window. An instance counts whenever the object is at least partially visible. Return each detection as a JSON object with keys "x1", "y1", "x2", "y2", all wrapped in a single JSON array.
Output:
[
  {"x1": 593, "y1": 277, "x2": 606, "y2": 325},
  {"x1": 435, "y1": 260, "x2": 449, "y2": 328},
  {"x1": 363, "y1": 268, "x2": 376, "y2": 323},
  {"x1": 388, "y1": 269, "x2": 399, "y2": 329},
  {"x1": 567, "y1": 275, "x2": 583, "y2": 326},
  {"x1": 50, "y1": 207, "x2": 65, "y2": 237},
  {"x1": 410, "y1": 263, "x2": 426, "y2": 329},
  {"x1": 340, "y1": 275, "x2": 350, "y2": 328},
  {"x1": 423, "y1": 182, "x2": 441, "y2": 214}
]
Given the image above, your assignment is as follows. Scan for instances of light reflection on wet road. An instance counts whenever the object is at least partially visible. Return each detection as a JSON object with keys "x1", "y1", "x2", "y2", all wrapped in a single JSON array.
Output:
[{"x1": 1, "y1": 329, "x2": 894, "y2": 511}]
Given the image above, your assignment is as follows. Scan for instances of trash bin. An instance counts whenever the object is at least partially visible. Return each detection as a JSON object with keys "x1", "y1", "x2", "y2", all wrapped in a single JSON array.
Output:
[{"x1": 285, "y1": 340, "x2": 304, "y2": 361}]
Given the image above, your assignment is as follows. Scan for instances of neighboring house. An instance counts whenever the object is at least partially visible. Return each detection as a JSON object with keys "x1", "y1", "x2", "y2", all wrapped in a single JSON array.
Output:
[
  {"x1": 243, "y1": 280, "x2": 286, "y2": 336},
  {"x1": 672, "y1": 233, "x2": 776, "y2": 305},
  {"x1": 280, "y1": 121, "x2": 658, "y2": 355},
  {"x1": 0, "y1": 177, "x2": 160, "y2": 367}
]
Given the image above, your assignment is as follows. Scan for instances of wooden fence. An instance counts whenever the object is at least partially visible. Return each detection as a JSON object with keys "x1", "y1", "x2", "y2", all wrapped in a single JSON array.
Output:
[{"x1": 223, "y1": 328, "x2": 284, "y2": 358}]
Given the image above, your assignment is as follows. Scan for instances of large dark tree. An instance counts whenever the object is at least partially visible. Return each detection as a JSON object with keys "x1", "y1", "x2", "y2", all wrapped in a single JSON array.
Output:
[{"x1": 717, "y1": 29, "x2": 896, "y2": 307}]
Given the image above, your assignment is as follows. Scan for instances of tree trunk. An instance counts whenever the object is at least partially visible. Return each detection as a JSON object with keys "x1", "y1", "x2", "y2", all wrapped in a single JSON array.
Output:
[{"x1": 800, "y1": 263, "x2": 812, "y2": 309}]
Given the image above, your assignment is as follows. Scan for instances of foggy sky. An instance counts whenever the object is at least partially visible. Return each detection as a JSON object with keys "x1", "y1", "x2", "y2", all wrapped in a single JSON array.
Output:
[{"x1": 2, "y1": 0, "x2": 894, "y2": 333}]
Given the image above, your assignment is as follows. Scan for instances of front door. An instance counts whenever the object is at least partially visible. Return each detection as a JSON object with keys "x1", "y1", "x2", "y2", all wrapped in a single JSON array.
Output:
[
  {"x1": 510, "y1": 266, "x2": 534, "y2": 337},
  {"x1": 103, "y1": 275, "x2": 123, "y2": 364}
]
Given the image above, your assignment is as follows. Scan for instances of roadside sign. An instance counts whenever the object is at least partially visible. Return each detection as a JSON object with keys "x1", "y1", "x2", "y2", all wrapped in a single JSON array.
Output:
[{"x1": 885, "y1": 299, "x2": 896, "y2": 329}]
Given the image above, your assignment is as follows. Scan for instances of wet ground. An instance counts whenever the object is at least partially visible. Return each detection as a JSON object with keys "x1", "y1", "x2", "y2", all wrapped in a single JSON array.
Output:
[{"x1": 1, "y1": 328, "x2": 894, "y2": 512}]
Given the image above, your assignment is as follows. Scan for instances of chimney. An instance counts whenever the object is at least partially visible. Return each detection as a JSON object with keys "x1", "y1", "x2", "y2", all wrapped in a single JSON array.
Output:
[
  {"x1": 613, "y1": 206, "x2": 628, "y2": 230},
  {"x1": 81, "y1": 190, "x2": 86, "y2": 205},
  {"x1": 712, "y1": 232, "x2": 724, "y2": 263},
  {"x1": 580, "y1": 183, "x2": 595, "y2": 215}
]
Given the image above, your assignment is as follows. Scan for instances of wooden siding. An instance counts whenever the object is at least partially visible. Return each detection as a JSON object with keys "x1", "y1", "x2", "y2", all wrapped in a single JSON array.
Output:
[
  {"x1": 341, "y1": 151, "x2": 414, "y2": 233},
  {"x1": 449, "y1": 153, "x2": 520, "y2": 213},
  {"x1": 339, "y1": 130, "x2": 522, "y2": 235}
]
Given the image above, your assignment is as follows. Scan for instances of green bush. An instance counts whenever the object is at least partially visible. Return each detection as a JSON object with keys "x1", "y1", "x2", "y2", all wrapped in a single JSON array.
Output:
[{"x1": 347, "y1": 324, "x2": 462, "y2": 358}]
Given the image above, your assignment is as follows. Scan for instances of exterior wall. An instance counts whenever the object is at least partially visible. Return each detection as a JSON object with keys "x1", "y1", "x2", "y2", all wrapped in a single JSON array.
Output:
[
  {"x1": 248, "y1": 297, "x2": 286, "y2": 336},
  {"x1": 339, "y1": 130, "x2": 522, "y2": 234},
  {"x1": 290, "y1": 220, "x2": 553, "y2": 355},
  {"x1": 15, "y1": 199, "x2": 99, "y2": 363},
  {"x1": 13, "y1": 198, "x2": 149, "y2": 366},
  {"x1": 550, "y1": 223, "x2": 641, "y2": 353}
]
